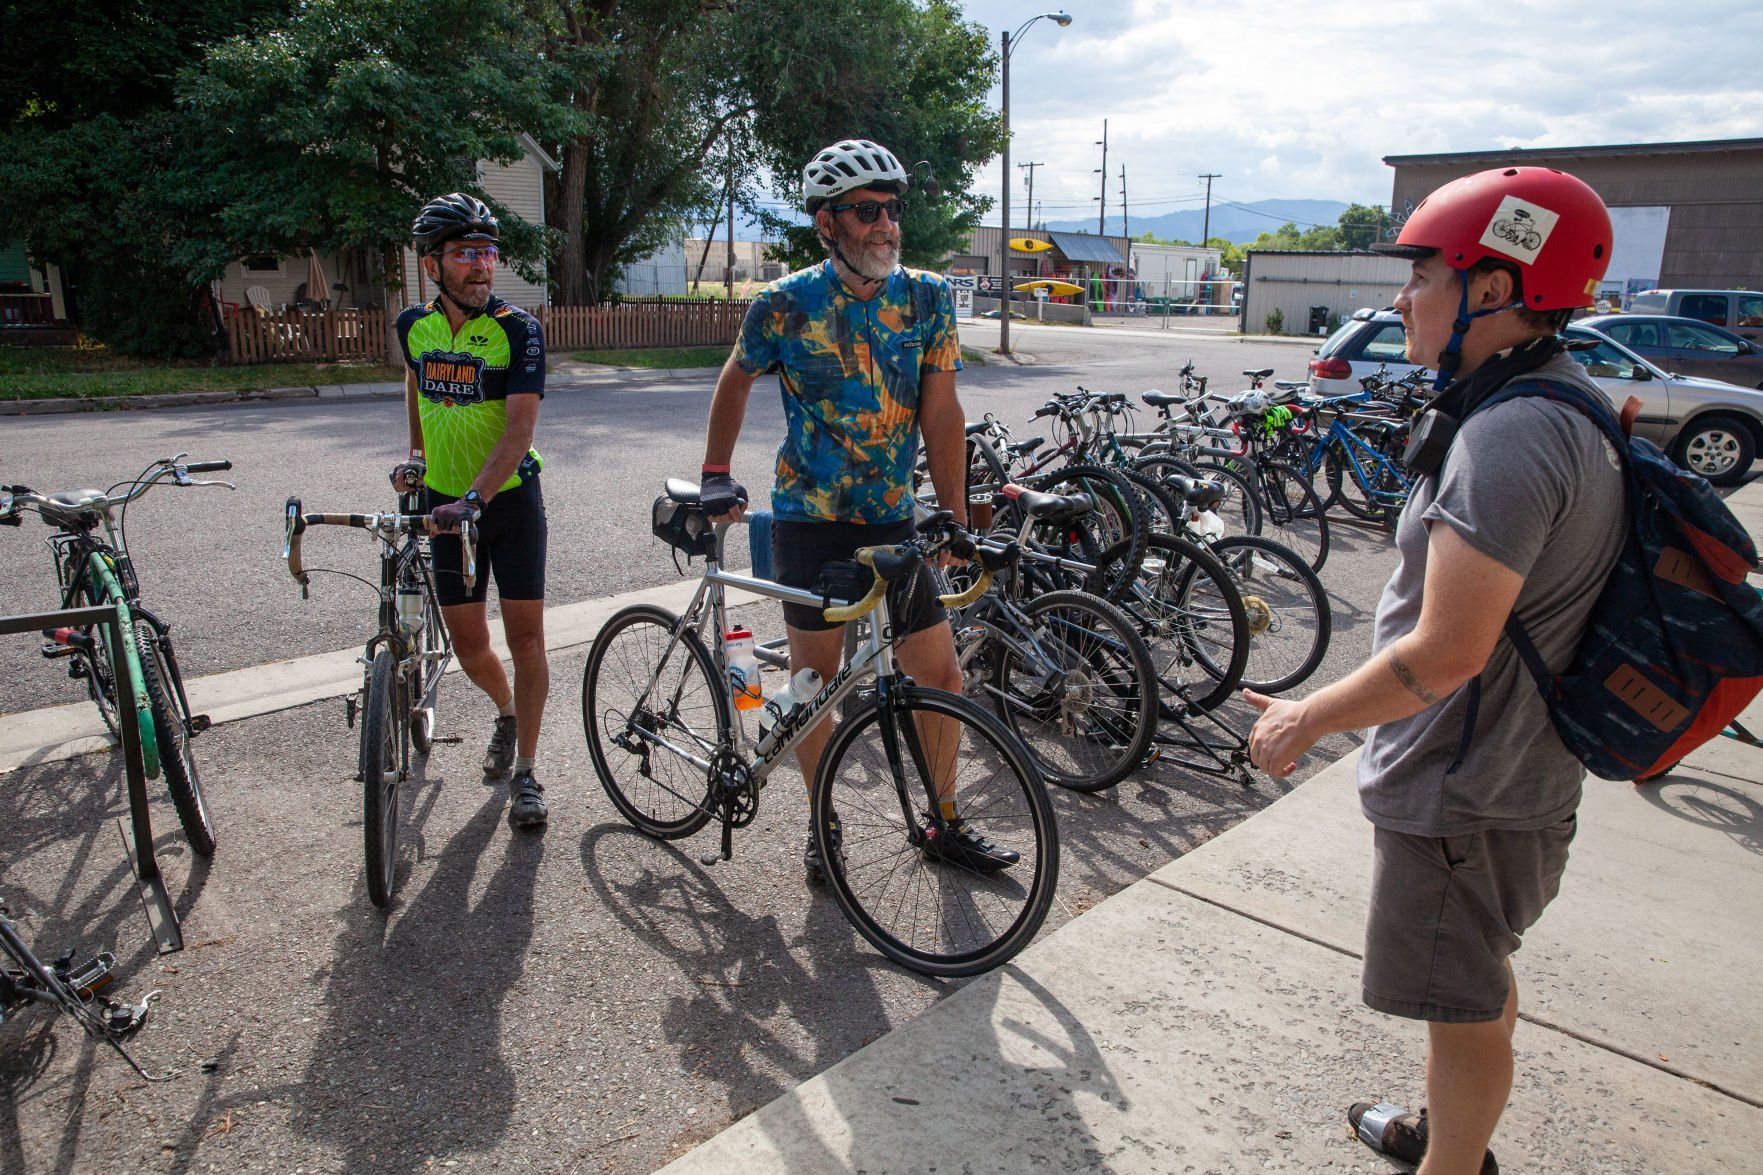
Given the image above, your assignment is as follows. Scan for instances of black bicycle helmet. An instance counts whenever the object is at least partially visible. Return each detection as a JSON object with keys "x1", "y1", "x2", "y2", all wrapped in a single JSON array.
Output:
[{"x1": 411, "y1": 193, "x2": 499, "y2": 257}]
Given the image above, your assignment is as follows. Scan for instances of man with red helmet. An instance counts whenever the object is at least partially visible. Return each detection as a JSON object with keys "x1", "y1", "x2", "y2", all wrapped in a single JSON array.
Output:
[{"x1": 1245, "y1": 168, "x2": 1626, "y2": 1174}]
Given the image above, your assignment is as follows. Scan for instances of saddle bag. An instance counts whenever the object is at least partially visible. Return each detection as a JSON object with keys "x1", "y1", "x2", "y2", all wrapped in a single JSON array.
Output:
[{"x1": 651, "y1": 493, "x2": 716, "y2": 559}]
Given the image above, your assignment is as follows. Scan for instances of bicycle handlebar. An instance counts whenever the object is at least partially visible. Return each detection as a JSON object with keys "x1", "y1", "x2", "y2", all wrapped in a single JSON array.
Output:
[
  {"x1": 283, "y1": 496, "x2": 477, "y2": 597},
  {"x1": 0, "y1": 456, "x2": 235, "y2": 524},
  {"x1": 821, "y1": 527, "x2": 1005, "y2": 623}
]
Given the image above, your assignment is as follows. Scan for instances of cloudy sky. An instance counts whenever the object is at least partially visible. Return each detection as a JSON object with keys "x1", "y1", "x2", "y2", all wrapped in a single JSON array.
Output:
[{"x1": 956, "y1": 0, "x2": 1763, "y2": 226}]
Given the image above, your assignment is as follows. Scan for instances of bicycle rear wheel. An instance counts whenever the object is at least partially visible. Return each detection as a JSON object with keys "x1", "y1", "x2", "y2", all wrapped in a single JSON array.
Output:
[
  {"x1": 988, "y1": 590, "x2": 1158, "y2": 793},
  {"x1": 1098, "y1": 533, "x2": 1251, "y2": 714},
  {"x1": 361, "y1": 647, "x2": 402, "y2": 908},
  {"x1": 67, "y1": 578, "x2": 120, "y2": 736},
  {"x1": 1207, "y1": 535, "x2": 1332, "y2": 694},
  {"x1": 135, "y1": 625, "x2": 215, "y2": 856},
  {"x1": 815, "y1": 685, "x2": 1057, "y2": 977},
  {"x1": 1026, "y1": 463, "x2": 1150, "y2": 601},
  {"x1": 1253, "y1": 460, "x2": 1330, "y2": 573},
  {"x1": 583, "y1": 605, "x2": 725, "y2": 839},
  {"x1": 408, "y1": 586, "x2": 444, "y2": 754}
]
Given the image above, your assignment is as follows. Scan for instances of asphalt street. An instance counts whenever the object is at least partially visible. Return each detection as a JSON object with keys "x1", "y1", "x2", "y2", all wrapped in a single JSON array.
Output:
[{"x1": 0, "y1": 322, "x2": 1405, "y2": 1174}]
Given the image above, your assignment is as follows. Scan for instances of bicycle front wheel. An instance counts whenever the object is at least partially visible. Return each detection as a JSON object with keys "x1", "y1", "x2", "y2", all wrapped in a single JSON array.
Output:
[
  {"x1": 989, "y1": 590, "x2": 1158, "y2": 793},
  {"x1": 815, "y1": 685, "x2": 1058, "y2": 977},
  {"x1": 582, "y1": 605, "x2": 726, "y2": 839},
  {"x1": 136, "y1": 625, "x2": 215, "y2": 856},
  {"x1": 1100, "y1": 533, "x2": 1250, "y2": 714},
  {"x1": 1208, "y1": 535, "x2": 1332, "y2": 694},
  {"x1": 1253, "y1": 460, "x2": 1330, "y2": 573},
  {"x1": 361, "y1": 647, "x2": 402, "y2": 908},
  {"x1": 408, "y1": 587, "x2": 444, "y2": 754}
]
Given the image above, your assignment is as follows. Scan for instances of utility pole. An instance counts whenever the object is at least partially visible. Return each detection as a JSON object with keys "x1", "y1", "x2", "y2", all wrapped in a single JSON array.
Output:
[
  {"x1": 1094, "y1": 119, "x2": 1108, "y2": 236},
  {"x1": 1119, "y1": 165, "x2": 1129, "y2": 243},
  {"x1": 726, "y1": 154, "x2": 736, "y2": 299},
  {"x1": 1198, "y1": 172, "x2": 1221, "y2": 248},
  {"x1": 1018, "y1": 161, "x2": 1042, "y2": 235}
]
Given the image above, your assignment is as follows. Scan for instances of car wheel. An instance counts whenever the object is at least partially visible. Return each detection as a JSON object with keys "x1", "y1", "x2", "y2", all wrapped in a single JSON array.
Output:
[{"x1": 1673, "y1": 414, "x2": 1756, "y2": 485}]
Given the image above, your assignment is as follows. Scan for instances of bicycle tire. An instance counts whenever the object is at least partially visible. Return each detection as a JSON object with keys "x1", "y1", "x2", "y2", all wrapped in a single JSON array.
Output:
[
  {"x1": 1131, "y1": 454, "x2": 1261, "y2": 539},
  {"x1": 408, "y1": 586, "x2": 444, "y2": 755},
  {"x1": 1324, "y1": 435, "x2": 1406, "y2": 523},
  {"x1": 1098, "y1": 532, "x2": 1250, "y2": 714},
  {"x1": 361, "y1": 647, "x2": 401, "y2": 908},
  {"x1": 1027, "y1": 463, "x2": 1150, "y2": 601},
  {"x1": 135, "y1": 625, "x2": 216, "y2": 856},
  {"x1": 583, "y1": 604, "x2": 726, "y2": 839},
  {"x1": 66, "y1": 577, "x2": 121, "y2": 736},
  {"x1": 1252, "y1": 460, "x2": 1330, "y2": 573},
  {"x1": 814, "y1": 685, "x2": 1057, "y2": 977},
  {"x1": 1206, "y1": 535, "x2": 1332, "y2": 694},
  {"x1": 988, "y1": 589, "x2": 1158, "y2": 793},
  {"x1": 1116, "y1": 467, "x2": 1183, "y2": 537}
]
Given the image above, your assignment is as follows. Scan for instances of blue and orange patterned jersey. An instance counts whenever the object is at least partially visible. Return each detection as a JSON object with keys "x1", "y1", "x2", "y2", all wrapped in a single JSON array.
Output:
[{"x1": 733, "y1": 261, "x2": 962, "y2": 524}]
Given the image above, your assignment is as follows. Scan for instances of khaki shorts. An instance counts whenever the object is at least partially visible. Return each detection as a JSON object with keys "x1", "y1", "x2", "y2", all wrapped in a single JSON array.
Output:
[{"x1": 1362, "y1": 816, "x2": 1576, "y2": 1023}]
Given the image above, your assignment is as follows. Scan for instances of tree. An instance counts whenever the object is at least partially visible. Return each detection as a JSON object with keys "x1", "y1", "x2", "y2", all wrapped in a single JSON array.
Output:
[
  {"x1": 0, "y1": 1, "x2": 288, "y2": 355},
  {"x1": 1337, "y1": 203, "x2": 1394, "y2": 250},
  {"x1": 180, "y1": 0, "x2": 576, "y2": 303}
]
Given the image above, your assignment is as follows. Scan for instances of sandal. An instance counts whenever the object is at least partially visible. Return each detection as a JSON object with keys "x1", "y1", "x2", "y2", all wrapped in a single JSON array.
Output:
[{"x1": 1347, "y1": 1103, "x2": 1498, "y2": 1174}]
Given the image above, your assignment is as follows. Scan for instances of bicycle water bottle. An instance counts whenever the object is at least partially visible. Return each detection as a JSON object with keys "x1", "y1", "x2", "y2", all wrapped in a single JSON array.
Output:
[
  {"x1": 725, "y1": 629, "x2": 762, "y2": 711},
  {"x1": 755, "y1": 668, "x2": 822, "y2": 758},
  {"x1": 396, "y1": 582, "x2": 425, "y2": 634}
]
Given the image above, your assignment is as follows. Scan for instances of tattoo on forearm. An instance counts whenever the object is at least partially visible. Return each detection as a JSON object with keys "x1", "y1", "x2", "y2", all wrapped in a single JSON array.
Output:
[{"x1": 1387, "y1": 649, "x2": 1441, "y2": 705}]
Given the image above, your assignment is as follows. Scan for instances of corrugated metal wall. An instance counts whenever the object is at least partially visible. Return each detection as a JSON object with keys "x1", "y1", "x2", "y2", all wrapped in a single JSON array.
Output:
[
  {"x1": 1389, "y1": 143, "x2": 1763, "y2": 291},
  {"x1": 1240, "y1": 251, "x2": 1409, "y2": 336}
]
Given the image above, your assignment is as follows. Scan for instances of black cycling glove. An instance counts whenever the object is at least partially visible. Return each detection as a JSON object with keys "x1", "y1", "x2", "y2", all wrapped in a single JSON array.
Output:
[{"x1": 700, "y1": 472, "x2": 747, "y2": 519}]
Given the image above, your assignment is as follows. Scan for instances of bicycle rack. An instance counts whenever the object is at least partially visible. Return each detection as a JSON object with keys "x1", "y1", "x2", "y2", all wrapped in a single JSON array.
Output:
[{"x1": 1, "y1": 606, "x2": 183, "y2": 954}]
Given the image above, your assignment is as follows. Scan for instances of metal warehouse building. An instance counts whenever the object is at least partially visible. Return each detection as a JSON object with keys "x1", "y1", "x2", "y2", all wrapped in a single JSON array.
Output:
[
  {"x1": 1239, "y1": 250, "x2": 1411, "y2": 338},
  {"x1": 1385, "y1": 137, "x2": 1763, "y2": 300}
]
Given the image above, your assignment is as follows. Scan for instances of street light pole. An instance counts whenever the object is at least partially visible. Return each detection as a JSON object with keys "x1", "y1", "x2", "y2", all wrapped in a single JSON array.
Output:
[{"x1": 998, "y1": 12, "x2": 1071, "y2": 357}]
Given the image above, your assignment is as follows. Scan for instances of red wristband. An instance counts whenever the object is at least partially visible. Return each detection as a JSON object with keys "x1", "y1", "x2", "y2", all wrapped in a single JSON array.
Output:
[{"x1": 701, "y1": 463, "x2": 730, "y2": 474}]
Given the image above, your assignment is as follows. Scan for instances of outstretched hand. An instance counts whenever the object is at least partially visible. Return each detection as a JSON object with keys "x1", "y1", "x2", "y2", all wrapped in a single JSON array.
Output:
[{"x1": 1244, "y1": 688, "x2": 1316, "y2": 779}]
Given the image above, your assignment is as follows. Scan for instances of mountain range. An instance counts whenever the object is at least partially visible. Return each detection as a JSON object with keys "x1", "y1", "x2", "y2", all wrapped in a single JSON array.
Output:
[{"x1": 1037, "y1": 199, "x2": 1351, "y2": 245}]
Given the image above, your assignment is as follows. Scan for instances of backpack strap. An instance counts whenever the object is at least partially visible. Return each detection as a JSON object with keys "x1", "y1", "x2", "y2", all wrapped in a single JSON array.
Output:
[{"x1": 1446, "y1": 376, "x2": 1628, "y2": 774}]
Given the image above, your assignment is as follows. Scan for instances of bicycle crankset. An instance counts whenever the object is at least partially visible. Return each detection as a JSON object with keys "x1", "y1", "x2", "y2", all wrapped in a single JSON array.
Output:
[{"x1": 709, "y1": 748, "x2": 758, "y2": 829}]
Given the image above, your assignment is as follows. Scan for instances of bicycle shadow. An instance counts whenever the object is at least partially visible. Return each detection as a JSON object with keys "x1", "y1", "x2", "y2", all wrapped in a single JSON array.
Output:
[
  {"x1": 579, "y1": 823, "x2": 934, "y2": 1156},
  {"x1": 1637, "y1": 770, "x2": 1763, "y2": 857},
  {"x1": 287, "y1": 792, "x2": 543, "y2": 1171}
]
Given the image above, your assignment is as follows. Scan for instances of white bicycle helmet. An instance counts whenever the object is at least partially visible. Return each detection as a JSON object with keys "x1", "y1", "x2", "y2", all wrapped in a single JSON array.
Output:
[
  {"x1": 1229, "y1": 388, "x2": 1274, "y2": 416},
  {"x1": 803, "y1": 140, "x2": 910, "y2": 212}
]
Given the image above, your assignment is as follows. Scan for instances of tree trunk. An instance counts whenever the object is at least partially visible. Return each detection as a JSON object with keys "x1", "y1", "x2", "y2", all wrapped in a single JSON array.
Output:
[{"x1": 553, "y1": 139, "x2": 592, "y2": 305}]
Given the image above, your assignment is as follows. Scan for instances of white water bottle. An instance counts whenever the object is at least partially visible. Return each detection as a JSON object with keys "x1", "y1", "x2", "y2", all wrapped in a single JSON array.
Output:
[
  {"x1": 756, "y1": 668, "x2": 822, "y2": 757},
  {"x1": 1193, "y1": 509, "x2": 1226, "y2": 542}
]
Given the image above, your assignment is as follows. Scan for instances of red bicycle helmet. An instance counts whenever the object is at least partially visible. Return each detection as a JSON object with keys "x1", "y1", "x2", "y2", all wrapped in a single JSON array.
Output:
[{"x1": 1375, "y1": 167, "x2": 1612, "y2": 310}]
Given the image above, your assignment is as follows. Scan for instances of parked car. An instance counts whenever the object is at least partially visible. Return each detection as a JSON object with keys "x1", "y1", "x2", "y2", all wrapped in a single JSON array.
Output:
[
  {"x1": 1578, "y1": 314, "x2": 1763, "y2": 388},
  {"x1": 1625, "y1": 289, "x2": 1763, "y2": 344},
  {"x1": 1304, "y1": 308, "x2": 1762, "y2": 483}
]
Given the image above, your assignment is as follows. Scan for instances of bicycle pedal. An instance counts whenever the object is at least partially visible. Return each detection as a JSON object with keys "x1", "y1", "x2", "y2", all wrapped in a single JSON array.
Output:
[
  {"x1": 344, "y1": 696, "x2": 358, "y2": 729},
  {"x1": 1140, "y1": 747, "x2": 1162, "y2": 767},
  {"x1": 189, "y1": 714, "x2": 211, "y2": 733},
  {"x1": 41, "y1": 642, "x2": 78, "y2": 660}
]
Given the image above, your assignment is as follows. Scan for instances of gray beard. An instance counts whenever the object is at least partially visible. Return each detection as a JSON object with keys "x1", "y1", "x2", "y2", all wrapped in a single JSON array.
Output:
[
  {"x1": 835, "y1": 236, "x2": 900, "y2": 282},
  {"x1": 440, "y1": 270, "x2": 491, "y2": 310}
]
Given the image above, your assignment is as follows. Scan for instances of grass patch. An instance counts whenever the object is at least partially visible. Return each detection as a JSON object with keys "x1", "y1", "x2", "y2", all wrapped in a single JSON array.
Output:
[
  {"x1": 572, "y1": 346, "x2": 730, "y2": 369},
  {"x1": 0, "y1": 344, "x2": 401, "y2": 400},
  {"x1": 959, "y1": 346, "x2": 989, "y2": 367}
]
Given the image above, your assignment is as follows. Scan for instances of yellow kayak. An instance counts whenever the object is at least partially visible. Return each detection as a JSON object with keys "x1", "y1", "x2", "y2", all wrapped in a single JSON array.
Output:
[
  {"x1": 1013, "y1": 280, "x2": 1085, "y2": 297},
  {"x1": 1009, "y1": 238, "x2": 1054, "y2": 253}
]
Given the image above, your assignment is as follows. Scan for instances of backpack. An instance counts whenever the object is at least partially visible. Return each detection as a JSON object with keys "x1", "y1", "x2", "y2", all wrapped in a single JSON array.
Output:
[{"x1": 1463, "y1": 377, "x2": 1763, "y2": 781}]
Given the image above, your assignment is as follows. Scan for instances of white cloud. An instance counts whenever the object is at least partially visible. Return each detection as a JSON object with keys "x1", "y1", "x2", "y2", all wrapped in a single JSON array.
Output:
[{"x1": 958, "y1": 0, "x2": 1763, "y2": 220}]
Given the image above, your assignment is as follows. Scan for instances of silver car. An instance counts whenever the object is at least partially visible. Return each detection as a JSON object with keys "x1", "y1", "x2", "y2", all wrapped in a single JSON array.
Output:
[{"x1": 1307, "y1": 308, "x2": 1761, "y2": 484}]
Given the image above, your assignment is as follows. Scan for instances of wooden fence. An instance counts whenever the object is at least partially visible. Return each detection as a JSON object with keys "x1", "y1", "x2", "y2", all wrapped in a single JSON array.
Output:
[
  {"x1": 224, "y1": 298, "x2": 754, "y2": 363},
  {"x1": 226, "y1": 308, "x2": 391, "y2": 364},
  {"x1": 536, "y1": 298, "x2": 752, "y2": 352}
]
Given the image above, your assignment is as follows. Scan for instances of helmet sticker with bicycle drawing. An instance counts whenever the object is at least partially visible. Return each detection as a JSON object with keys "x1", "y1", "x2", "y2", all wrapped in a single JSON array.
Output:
[{"x1": 1479, "y1": 195, "x2": 1559, "y2": 265}]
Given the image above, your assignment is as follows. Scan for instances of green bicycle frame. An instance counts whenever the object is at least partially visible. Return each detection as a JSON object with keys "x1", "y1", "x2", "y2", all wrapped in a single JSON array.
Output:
[{"x1": 86, "y1": 551, "x2": 159, "y2": 779}]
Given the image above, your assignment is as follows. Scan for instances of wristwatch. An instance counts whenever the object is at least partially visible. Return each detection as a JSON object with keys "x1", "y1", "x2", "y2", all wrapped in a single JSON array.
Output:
[{"x1": 461, "y1": 489, "x2": 485, "y2": 511}]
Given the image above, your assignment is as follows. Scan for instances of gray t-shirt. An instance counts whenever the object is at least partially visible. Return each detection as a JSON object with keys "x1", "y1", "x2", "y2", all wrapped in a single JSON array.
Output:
[{"x1": 1357, "y1": 354, "x2": 1626, "y2": 836}]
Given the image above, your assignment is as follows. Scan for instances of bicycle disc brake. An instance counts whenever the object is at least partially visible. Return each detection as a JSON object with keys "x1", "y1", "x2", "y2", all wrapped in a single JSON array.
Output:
[{"x1": 1241, "y1": 594, "x2": 1272, "y2": 636}]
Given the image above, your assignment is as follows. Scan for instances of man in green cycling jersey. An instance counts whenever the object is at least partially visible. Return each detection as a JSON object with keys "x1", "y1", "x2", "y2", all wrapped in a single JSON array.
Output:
[
  {"x1": 698, "y1": 139, "x2": 1017, "y2": 886},
  {"x1": 392, "y1": 192, "x2": 549, "y2": 829}
]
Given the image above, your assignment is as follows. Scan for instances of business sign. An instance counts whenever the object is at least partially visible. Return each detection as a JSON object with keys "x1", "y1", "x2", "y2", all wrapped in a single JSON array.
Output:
[
  {"x1": 974, "y1": 274, "x2": 1005, "y2": 297},
  {"x1": 945, "y1": 274, "x2": 976, "y2": 320}
]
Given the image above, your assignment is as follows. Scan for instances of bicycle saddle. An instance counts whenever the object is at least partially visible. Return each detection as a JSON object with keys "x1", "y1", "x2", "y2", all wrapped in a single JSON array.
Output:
[
  {"x1": 1242, "y1": 367, "x2": 1275, "y2": 379},
  {"x1": 1165, "y1": 475, "x2": 1226, "y2": 510},
  {"x1": 1008, "y1": 436, "x2": 1044, "y2": 455},
  {"x1": 1141, "y1": 390, "x2": 1185, "y2": 407},
  {"x1": 1273, "y1": 380, "x2": 1308, "y2": 392},
  {"x1": 664, "y1": 477, "x2": 701, "y2": 503},
  {"x1": 964, "y1": 420, "x2": 993, "y2": 436},
  {"x1": 47, "y1": 490, "x2": 105, "y2": 509},
  {"x1": 1008, "y1": 487, "x2": 1092, "y2": 523}
]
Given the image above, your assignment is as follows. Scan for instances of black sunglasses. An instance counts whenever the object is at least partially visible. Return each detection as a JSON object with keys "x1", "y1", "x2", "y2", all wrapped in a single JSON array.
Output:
[{"x1": 829, "y1": 197, "x2": 905, "y2": 224}]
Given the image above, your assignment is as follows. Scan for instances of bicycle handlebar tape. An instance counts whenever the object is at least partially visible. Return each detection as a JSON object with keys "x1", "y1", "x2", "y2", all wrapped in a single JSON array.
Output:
[
  {"x1": 461, "y1": 519, "x2": 478, "y2": 594},
  {"x1": 936, "y1": 565, "x2": 993, "y2": 610},
  {"x1": 823, "y1": 547, "x2": 890, "y2": 624}
]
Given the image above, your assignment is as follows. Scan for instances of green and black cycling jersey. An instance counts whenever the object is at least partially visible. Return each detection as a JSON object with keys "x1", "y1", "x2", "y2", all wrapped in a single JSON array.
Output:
[{"x1": 395, "y1": 294, "x2": 545, "y2": 498}]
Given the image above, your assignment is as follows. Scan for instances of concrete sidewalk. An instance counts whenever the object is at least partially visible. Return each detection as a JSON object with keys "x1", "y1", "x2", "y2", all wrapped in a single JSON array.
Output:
[{"x1": 656, "y1": 478, "x2": 1763, "y2": 1173}]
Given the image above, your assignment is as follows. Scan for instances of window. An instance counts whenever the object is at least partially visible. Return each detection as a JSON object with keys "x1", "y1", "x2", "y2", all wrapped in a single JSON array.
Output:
[
  {"x1": 1605, "y1": 321, "x2": 1661, "y2": 349},
  {"x1": 1359, "y1": 323, "x2": 1410, "y2": 361},
  {"x1": 1737, "y1": 294, "x2": 1763, "y2": 328},
  {"x1": 244, "y1": 256, "x2": 279, "y2": 272},
  {"x1": 1567, "y1": 337, "x2": 1644, "y2": 380},
  {"x1": 1666, "y1": 321, "x2": 1738, "y2": 354},
  {"x1": 1678, "y1": 293, "x2": 1728, "y2": 325}
]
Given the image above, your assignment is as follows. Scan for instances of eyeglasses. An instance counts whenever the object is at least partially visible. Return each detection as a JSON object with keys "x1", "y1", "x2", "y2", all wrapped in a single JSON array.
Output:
[
  {"x1": 443, "y1": 246, "x2": 499, "y2": 264},
  {"x1": 829, "y1": 198, "x2": 905, "y2": 224}
]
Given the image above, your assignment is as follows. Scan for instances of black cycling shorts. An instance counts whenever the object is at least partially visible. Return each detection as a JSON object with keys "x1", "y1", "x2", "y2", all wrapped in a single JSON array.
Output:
[
  {"x1": 426, "y1": 476, "x2": 547, "y2": 607},
  {"x1": 771, "y1": 517, "x2": 946, "y2": 635}
]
